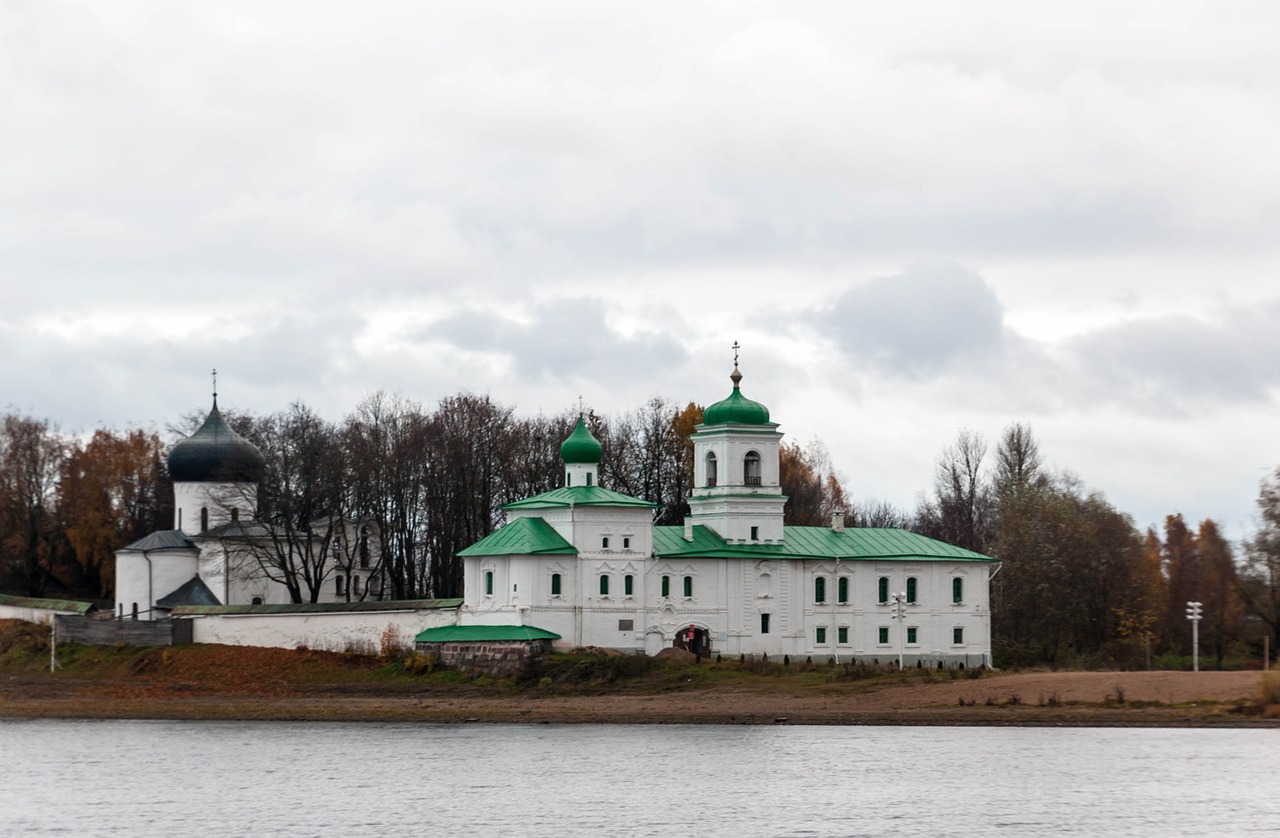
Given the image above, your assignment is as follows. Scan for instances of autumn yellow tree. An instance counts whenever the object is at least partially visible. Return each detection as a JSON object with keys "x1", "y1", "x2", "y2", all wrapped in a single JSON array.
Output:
[{"x1": 58, "y1": 428, "x2": 168, "y2": 597}]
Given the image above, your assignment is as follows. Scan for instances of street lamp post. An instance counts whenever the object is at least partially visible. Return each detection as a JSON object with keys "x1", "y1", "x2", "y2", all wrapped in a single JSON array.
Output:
[
  {"x1": 889, "y1": 591, "x2": 908, "y2": 671},
  {"x1": 1185, "y1": 600, "x2": 1203, "y2": 672}
]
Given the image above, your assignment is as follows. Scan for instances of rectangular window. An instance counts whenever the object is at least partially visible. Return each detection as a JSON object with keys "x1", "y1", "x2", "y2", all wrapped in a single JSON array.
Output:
[
  {"x1": 814, "y1": 576, "x2": 826, "y2": 604},
  {"x1": 761, "y1": 613, "x2": 770, "y2": 634},
  {"x1": 816, "y1": 626, "x2": 827, "y2": 644},
  {"x1": 878, "y1": 577, "x2": 889, "y2": 604},
  {"x1": 750, "y1": 526, "x2": 759, "y2": 540},
  {"x1": 551, "y1": 573, "x2": 562, "y2": 597},
  {"x1": 907, "y1": 626, "x2": 918, "y2": 645},
  {"x1": 586, "y1": 473, "x2": 593, "y2": 486},
  {"x1": 837, "y1": 576, "x2": 849, "y2": 604},
  {"x1": 485, "y1": 571, "x2": 494, "y2": 596},
  {"x1": 953, "y1": 627, "x2": 964, "y2": 645},
  {"x1": 624, "y1": 574, "x2": 634, "y2": 596},
  {"x1": 952, "y1": 577, "x2": 963, "y2": 604},
  {"x1": 335, "y1": 575, "x2": 346, "y2": 596},
  {"x1": 661, "y1": 575, "x2": 670, "y2": 597},
  {"x1": 599, "y1": 575, "x2": 609, "y2": 596},
  {"x1": 683, "y1": 575, "x2": 693, "y2": 598},
  {"x1": 906, "y1": 577, "x2": 918, "y2": 604},
  {"x1": 878, "y1": 626, "x2": 889, "y2": 644},
  {"x1": 353, "y1": 575, "x2": 362, "y2": 595},
  {"x1": 837, "y1": 626, "x2": 848, "y2": 644}
]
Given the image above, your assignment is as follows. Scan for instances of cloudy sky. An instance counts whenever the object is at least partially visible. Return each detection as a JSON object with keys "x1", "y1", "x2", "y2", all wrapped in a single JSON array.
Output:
[{"x1": 4, "y1": 1, "x2": 1279, "y2": 537}]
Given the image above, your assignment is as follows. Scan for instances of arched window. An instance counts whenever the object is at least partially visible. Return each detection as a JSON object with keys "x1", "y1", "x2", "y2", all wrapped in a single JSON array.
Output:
[
  {"x1": 661, "y1": 575, "x2": 670, "y2": 597},
  {"x1": 683, "y1": 575, "x2": 693, "y2": 598},
  {"x1": 200, "y1": 507, "x2": 209, "y2": 533},
  {"x1": 602, "y1": 537, "x2": 610, "y2": 549},
  {"x1": 624, "y1": 574, "x2": 634, "y2": 596},
  {"x1": 906, "y1": 577, "x2": 918, "y2": 603},
  {"x1": 744, "y1": 451, "x2": 761, "y2": 485},
  {"x1": 952, "y1": 577, "x2": 964, "y2": 603},
  {"x1": 551, "y1": 573, "x2": 562, "y2": 596},
  {"x1": 706, "y1": 452, "x2": 718, "y2": 487},
  {"x1": 360, "y1": 526, "x2": 370, "y2": 568},
  {"x1": 251, "y1": 596, "x2": 263, "y2": 605},
  {"x1": 599, "y1": 575, "x2": 610, "y2": 596},
  {"x1": 814, "y1": 576, "x2": 826, "y2": 604},
  {"x1": 485, "y1": 571, "x2": 494, "y2": 596},
  {"x1": 230, "y1": 508, "x2": 239, "y2": 522},
  {"x1": 878, "y1": 576, "x2": 889, "y2": 604},
  {"x1": 838, "y1": 576, "x2": 849, "y2": 604}
]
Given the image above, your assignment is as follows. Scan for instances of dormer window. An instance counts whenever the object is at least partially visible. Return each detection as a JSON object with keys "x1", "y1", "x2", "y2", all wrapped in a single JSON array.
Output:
[
  {"x1": 744, "y1": 451, "x2": 761, "y2": 485},
  {"x1": 706, "y1": 452, "x2": 718, "y2": 487}
]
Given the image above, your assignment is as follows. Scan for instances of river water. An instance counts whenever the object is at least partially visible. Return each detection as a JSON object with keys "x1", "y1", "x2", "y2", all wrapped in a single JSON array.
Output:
[{"x1": 0, "y1": 721, "x2": 1275, "y2": 836}]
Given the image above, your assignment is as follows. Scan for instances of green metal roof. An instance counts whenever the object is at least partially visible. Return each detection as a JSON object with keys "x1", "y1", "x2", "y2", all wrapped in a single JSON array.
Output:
[
  {"x1": 652, "y1": 525, "x2": 996, "y2": 562},
  {"x1": 457, "y1": 517, "x2": 577, "y2": 557},
  {"x1": 560, "y1": 414, "x2": 603, "y2": 464},
  {"x1": 170, "y1": 598, "x2": 462, "y2": 616},
  {"x1": 413, "y1": 624, "x2": 560, "y2": 643},
  {"x1": 703, "y1": 385, "x2": 771, "y2": 426},
  {"x1": 0, "y1": 593, "x2": 96, "y2": 614},
  {"x1": 499, "y1": 485, "x2": 658, "y2": 511}
]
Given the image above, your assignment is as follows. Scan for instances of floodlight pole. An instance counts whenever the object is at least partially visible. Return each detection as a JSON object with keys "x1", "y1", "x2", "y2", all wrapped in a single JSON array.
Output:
[
  {"x1": 1185, "y1": 601, "x2": 1203, "y2": 672},
  {"x1": 889, "y1": 591, "x2": 908, "y2": 671}
]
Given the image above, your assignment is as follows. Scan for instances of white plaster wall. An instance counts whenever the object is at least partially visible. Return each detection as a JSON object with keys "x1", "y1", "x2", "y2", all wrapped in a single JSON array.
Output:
[
  {"x1": 0, "y1": 604, "x2": 82, "y2": 625},
  {"x1": 174, "y1": 481, "x2": 257, "y2": 535},
  {"x1": 187, "y1": 607, "x2": 459, "y2": 651},
  {"x1": 114, "y1": 548, "x2": 199, "y2": 617}
]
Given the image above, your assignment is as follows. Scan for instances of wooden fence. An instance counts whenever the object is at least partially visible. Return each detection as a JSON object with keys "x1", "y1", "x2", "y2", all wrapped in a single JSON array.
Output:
[{"x1": 53, "y1": 614, "x2": 192, "y2": 647}]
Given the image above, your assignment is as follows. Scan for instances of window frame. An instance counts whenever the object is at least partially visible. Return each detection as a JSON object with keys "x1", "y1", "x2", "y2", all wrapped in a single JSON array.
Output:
[
  {"x1": 814, "y1": 576, "x2": 826, "y2": 604},
  {"x1": 837, "y1": 576, "x2": 849, "y2": 604},
  {"x1": 953, "y1": 626, "x2": 964, "y2": 645},
  {"x1": 816, "y1": 626, "x2": 827, "y2": 645},
  {"x1": 624, "y1": 574, "x2": 634, "y2": 596},
  {"x1": 952, "y1": 576, "x2": 963, "y2": 604},
  {"x1": 906, "y1": 626, "x2": 918, "y2": 645},
  {"x1": 878, "y1": 626, "x2": 889, "y2": 645},
  {"x1": 906, "y1": 576, "x2": 918, "y2": 604},
  {"x1": 878, "y1": 576, "x2": 889, "y2": 604},
  {"x1": 551, "y1": 573, "x2": 562, "y2": 597},
  {"x1": 484, "y1": 570, "x2": 494, "y2": 597},
  {"x1": 599, "y1": 575, "x2": 609, "y2": 596},
  {"x1": 661, "y1": 575, "x2": 670, "y2": 598},
  {"x1": 683, "y1": 575, "x2": 693, "y2": 598}
]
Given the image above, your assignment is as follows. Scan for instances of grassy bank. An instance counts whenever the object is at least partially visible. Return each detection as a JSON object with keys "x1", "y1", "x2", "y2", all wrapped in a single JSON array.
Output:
[{"x1": 3, "y1": 620, "x2": 1277, "y2": 726}]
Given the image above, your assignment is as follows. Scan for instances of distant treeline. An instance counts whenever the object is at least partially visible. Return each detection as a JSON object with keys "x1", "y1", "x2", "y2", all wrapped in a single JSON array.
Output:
[{"x1": 2, "y1": 394, "x2": 1277, "y2": 667}]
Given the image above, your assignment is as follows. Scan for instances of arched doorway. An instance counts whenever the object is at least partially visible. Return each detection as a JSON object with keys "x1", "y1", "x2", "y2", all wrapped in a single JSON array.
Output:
[{"x1": 674, "y1": 624, "x2": 712, "y2": 658}]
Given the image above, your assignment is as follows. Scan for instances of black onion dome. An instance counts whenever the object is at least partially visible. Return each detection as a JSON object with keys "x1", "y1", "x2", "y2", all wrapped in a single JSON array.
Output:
[{"x1": 167, "y1": 401, "x2": 266, "y2": 483}]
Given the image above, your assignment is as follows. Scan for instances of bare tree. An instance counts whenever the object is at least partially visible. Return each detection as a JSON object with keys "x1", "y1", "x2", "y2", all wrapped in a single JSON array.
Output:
[{"x1": 0, "y1": 413, "x2": 65, "y2": 595}]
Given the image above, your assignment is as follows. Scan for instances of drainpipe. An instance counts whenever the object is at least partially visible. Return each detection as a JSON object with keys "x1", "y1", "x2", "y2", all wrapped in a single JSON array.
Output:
[{"x1": 141, "y1": 550, "x2": 153, "y2": 620}]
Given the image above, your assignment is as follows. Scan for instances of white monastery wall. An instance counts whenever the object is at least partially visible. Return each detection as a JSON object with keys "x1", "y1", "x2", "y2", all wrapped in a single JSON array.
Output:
[
  {"x1": 0, "y1": 604, "x2": 80, "y2": 625},
  {"x1": 188, "y1": 607, "x2": 458, "y2": 651}
]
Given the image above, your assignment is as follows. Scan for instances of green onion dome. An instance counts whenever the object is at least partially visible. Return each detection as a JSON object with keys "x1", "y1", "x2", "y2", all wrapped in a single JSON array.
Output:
[
  {"x1": 167, "y1": 400, "x2": 266, "y2": 483},
  {"x1": 703, "y1": 368, "x2": 770, "y2": 425},
  {"x1": 560, "y1": 414, "x2": 603, "y2": 464}
]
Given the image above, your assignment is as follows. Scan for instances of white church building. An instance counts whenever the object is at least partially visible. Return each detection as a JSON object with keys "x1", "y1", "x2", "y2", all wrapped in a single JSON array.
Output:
[
  {"x1": 457, "y1": 360, "x2": 999, "y2": 666},
  {"x1": 114, "y1": 397, "x2": 383, "y2": 619}
]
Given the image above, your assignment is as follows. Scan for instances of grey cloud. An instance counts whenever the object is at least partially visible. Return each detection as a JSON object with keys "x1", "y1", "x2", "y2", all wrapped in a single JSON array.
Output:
[
  {"x1": 422, "y1": 297, "x2": 688, "y2": 384},
  {"x1": 818, "y1": 263, "x2": 1006, "y2": 378},
  {"x1": 1067, "y1": 301, "x2": 1280, "y2": 409}
]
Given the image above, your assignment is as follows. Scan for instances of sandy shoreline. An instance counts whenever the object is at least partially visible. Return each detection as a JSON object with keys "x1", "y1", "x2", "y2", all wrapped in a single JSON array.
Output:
[{"x1": 4, "y1": 670, "x2": 1276, "y2": 727}]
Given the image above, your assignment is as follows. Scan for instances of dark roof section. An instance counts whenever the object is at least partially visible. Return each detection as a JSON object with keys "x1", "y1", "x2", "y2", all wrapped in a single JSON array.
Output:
[
  {"x1": 155, "y1": 576, "x2": 222, "y2": 609},
  {"x1": 120, "y1": 529, "x2": 196, "y2": 551},
  {"x1": 167, "y1": 400, "x2": 266, "y2": 483},
  {"x1": 0, "y1": 593, "x2": 96, "y2": 614},
  {"x1": 170, "y1": 598, "x2": 463, "y2": 616}
]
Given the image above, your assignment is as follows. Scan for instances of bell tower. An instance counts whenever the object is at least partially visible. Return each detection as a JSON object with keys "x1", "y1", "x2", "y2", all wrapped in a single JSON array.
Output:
[{"x1": 686, "y1": 344, "x2": 786, "y2": 542}]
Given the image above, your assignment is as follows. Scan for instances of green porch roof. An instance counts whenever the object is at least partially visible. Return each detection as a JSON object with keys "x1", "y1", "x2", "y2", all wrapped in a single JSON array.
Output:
[
  {"x1": 0, "y1": 593, "x2": 95, "y2": 614},
  {"x1": 170, "y1": 598, "x2": 462, "y2": 616},
  {"x1": 499, "y1": 485, "x2": 658, "y2": 511},
  {"x1": 652, "y1": 525, "x2": 996, "y2": 562},
  {"x1": 457, "y1": 517, "x2": 578, "y2": 557},
  {"x1": 414, "y1": 624, "x2": 560, "y2": 643}
]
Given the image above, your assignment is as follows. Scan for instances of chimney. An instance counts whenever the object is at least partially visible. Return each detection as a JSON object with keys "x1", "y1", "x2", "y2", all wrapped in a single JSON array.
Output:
[
  {"x1": 832, "y1": 510, "x2": 845, "y2": 533},
  {"x1": 684, "y1": 520, "x2": 694, "y2": 542}
]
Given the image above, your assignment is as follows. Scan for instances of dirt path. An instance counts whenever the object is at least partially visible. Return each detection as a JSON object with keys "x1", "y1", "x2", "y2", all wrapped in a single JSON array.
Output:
[{"x1": 3, "y1": 670, "x2": 1274, "y2": 727}]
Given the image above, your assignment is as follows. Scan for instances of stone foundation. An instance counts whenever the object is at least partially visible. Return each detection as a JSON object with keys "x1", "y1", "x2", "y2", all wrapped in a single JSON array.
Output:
[{"x1": 416, "y1": 638, "x2": 553, "y2": 677}]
